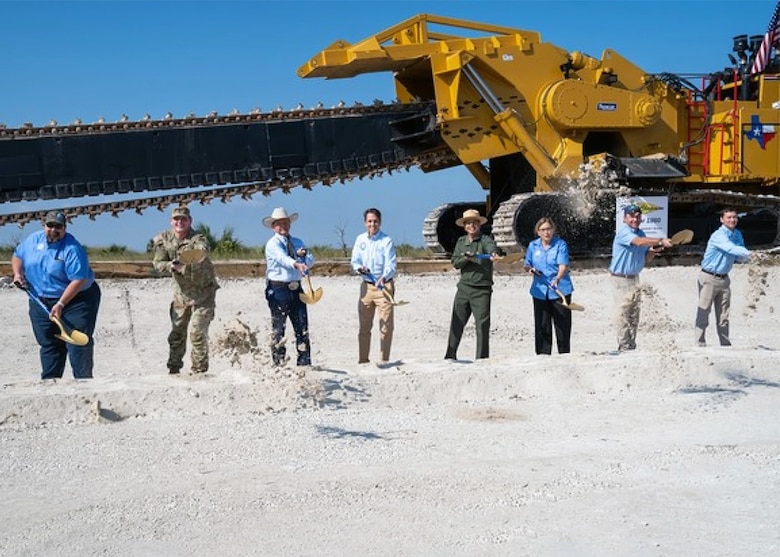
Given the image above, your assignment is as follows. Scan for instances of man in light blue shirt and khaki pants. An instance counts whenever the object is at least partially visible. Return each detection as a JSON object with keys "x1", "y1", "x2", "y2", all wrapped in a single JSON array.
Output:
[
  {"x1": 351, "y1": 208, "x2": 397, "y2": 364},
  {"x1": 695, "y1": 208, "x2": 751, "y2": 346},
  {"x1": 609, "y1": 203, "x2": 672, "y2": 352}
]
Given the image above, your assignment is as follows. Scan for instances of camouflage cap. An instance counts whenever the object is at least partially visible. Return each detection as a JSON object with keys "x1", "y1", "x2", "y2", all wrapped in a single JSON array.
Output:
[
  {"x1": 44, "y1": 210, "x2": 66, "y2": 226},
  {"x1": 171, "y1": 206, "x2": 191, "y2": 218}
]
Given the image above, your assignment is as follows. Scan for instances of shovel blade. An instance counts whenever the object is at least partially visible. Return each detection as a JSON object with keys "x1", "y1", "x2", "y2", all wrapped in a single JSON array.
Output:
[
  {"x1": 380, "y1": 288, "x2": 409, "y2": 307},
  {"x1": 670, "y1": 229, "x2": 694, "y2": 245},
  {"x1": 557, "y1": 300, "x2": 585, "y2": 312},
  {"x1": 498, "y1": 252, "x2": 524, "y2": 265},
  {"x1": 51, "y1": 316, "x2": 90, "y2": 345},
  {"x1": 300, "y1": 287, "x2": 324, "y2": 304},
  {"x1": 300, "y1": 274, "x2": 323, "y2": 304},
  {"x1": 177, "y1": 248, "x2": 207, "y2": 264}
]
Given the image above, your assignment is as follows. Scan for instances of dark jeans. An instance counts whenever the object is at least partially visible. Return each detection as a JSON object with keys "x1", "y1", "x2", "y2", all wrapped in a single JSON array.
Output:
[
  {"x1": 532, "y1": 296, "x2": 572, "y2": 355},
  {"x1": 30, "y1": 282, "x2": 101, "y2": 380},
  {"x1": 265, "y1": 282, "x2": 311, "y2": 366}
]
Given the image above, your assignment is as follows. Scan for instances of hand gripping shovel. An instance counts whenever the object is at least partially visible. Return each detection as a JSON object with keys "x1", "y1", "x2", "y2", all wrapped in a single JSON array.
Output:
[
  {"x1": 532, "y1": 271, "x2": 585, "y2": 312},
  {"x1": 14, "y1": 282, "x2": 90, "y2": 345},
  {"x1": 298, "y1": 265, "x2": 323, "y2": 305},
  {"x1": 364, "y1": 272, "x2": 409, "y2": 306}
]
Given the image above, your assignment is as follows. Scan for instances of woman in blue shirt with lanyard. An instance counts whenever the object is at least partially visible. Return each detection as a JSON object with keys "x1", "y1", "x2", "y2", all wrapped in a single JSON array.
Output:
[{"x1": 523, "y1": 217, "x2": 575, "y2": 355}]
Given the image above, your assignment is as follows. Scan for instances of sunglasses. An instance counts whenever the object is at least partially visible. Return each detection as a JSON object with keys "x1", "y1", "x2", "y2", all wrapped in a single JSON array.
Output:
[{"x1": 45, "y1": 223, "x2": 64, "y2": 230}]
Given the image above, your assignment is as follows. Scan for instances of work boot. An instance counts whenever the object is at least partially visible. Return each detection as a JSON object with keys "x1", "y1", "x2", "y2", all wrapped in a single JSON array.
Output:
[{"x1": 168, "y1": 367, "x2": 181, "y2": 375}]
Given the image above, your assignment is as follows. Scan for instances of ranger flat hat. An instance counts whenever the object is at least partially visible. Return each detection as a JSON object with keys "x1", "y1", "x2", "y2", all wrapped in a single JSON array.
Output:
[
  {"x1": 171, "y1": 206, "x2": 191, "y2": 218},
  {"x1": 44, "y1": 210, "x2": 66, "y2": 226},
  {"x1": 263, "y1": 207, "x2": 299, "y2": 229},
  {"x1": 455, "y1": 208, "x2": 488, "y2": 227}
]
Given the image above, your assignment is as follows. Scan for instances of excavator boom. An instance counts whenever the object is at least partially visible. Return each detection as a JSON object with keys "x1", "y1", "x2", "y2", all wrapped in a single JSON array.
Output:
[{"x1": 0, "y1": 103, "x2": 452, "y2": 227}]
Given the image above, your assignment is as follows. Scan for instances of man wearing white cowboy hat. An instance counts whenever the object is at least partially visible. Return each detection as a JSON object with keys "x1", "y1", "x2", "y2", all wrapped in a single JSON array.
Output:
[
  {"x1": 263, "y1": 207, "x2": 315, "y2": 366},
  {"x1": 445, "y1": 208, "x2": 503, "y2": 360}
]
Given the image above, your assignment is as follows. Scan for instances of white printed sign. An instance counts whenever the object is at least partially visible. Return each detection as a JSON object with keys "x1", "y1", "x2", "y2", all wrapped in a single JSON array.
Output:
[{"x1": 615, "y1": 196, "x2": 668, "y2": 237}]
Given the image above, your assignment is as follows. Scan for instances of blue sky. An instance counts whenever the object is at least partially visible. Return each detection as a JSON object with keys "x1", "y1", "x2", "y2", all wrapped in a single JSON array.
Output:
[{"x1": 0, "y1": 0, "x2": 774, "y2": 251}]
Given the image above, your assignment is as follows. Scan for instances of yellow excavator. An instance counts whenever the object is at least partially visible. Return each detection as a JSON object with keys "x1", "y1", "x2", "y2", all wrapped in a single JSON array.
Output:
[
  {"x1": 2, "y1": 14, "x2": 779, "y2": 255},
  {"x1": 300, "y1": 14, "x2": 780, "y2": 254}
]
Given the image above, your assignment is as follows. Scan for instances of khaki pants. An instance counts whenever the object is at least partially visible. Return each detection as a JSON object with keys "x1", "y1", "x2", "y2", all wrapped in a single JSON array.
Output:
[
  {"x1": 612, "y1": 275, "x2": 641, "y2": 351},
  {"x1": 358, "y1": 281, "x2": 395, "y2": 362},
  {"x1": 695, "y1": 271, "x2": 731, "y2": 346}
]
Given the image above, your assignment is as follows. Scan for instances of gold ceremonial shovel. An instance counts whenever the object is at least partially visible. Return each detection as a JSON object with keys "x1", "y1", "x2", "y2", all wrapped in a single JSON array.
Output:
[
  {"x1": 381, "y1": 287, "x2": 409, "y2": 307},
  {"x1": 553, "y1": 289, "x2": 585, "y2": 312},
  {"x1": 533, "y1": 272, "x2": 585, "y2": 312},
  {"x1": 670, "y1": 229, "x2": 694, "y2": 246},
  {"x1": 14, "y1": 282, "x2": 90, "y2": 345},
  {"x1": 365, "y1": 272, "x2": 409, "y2": 306},
  {"x1": 299, "y1": 270, "x2": 323, "y2": 304},
  {"x1": 177, "y1": 248, "x2": 207, "y2": 264}
]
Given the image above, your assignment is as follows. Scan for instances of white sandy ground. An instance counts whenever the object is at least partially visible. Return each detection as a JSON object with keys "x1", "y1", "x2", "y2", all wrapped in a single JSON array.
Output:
[{"x1": 1, "y1": 261, "x2": 779, "y2": 556}]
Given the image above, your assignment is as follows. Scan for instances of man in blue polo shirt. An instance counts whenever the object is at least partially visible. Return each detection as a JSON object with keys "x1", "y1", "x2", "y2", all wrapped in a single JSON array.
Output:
[
  {"x1": 608, "y1": 203, "x2": 672, "y2": 352},
  {"x1": 695, "y1": 207, "x2": 751, "y2": 346},
  {"x1": 11, "y1": 211, "x2": 101, "y2": 379}
]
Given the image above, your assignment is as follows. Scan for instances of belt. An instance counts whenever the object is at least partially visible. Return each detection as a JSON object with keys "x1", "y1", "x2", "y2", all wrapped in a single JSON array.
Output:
[
  {"x1": 364, "y1": 278, "x2": 393, "y2": 285},
  {"x1": 268, "y1": 280, "x2": 300, "y2": 288},
  {"x1": 702, "y1": 269, "x2": 728, "y2": 279},
  {"x1": 610, "y1": 273, "x2": 637, "y2": 279},
  {"x1": 40, "y1": 285, "x2": 91, "y2": 304}
]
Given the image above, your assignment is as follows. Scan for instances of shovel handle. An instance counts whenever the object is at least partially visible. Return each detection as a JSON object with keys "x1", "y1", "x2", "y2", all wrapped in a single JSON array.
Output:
[
  {"x1": 362, "y1": 271, "x2": 385, "y2": 289},
  {"x1": 14, "y1": 281, "x2": 91, "y2": 344},
  {"x1": 532, "y1": 271, "x2": 566, "y2": 299},
  {"x1": 14, "y1": 281, "x2": 51, "y2": 315}
]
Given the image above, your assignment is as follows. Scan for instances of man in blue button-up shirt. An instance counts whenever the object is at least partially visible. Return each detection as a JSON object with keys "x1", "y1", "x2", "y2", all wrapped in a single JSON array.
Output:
[
  {"x1": 263, "y1": 207, "x2": 315, "y2": 366},
  {"x1": 351, "y1": 208, "x2": 397, "y2": 364},
  {"x1": 695, "y1": 208, "x2": 751, "y2": 346}
]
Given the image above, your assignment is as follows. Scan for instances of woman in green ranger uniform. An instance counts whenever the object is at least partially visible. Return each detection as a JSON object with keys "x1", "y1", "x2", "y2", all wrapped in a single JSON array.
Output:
[{"x1": 444, "y1": 209, "x2": 503, "y2": 360}]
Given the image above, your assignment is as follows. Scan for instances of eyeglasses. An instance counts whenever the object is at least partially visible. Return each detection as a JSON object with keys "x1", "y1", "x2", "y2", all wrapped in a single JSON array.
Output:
[
  {"x1": 538, "y1": 227, "x2": 553, "y2": 232},
  {"x1": 45, "y1": 223, "x2": 64, "y2": 230}
]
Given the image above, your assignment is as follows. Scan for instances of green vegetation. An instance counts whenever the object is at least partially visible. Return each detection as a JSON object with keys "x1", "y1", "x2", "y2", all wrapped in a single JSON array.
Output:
[
  {"x1": 0, "y1": 245, "x2": 14, "y2": 259},
  {"x1": 82, "y1": 242, "x2": 433, "y2": 261},
  {"x1": 2, "y1": 230, "x2": 434, "y2": 262}
]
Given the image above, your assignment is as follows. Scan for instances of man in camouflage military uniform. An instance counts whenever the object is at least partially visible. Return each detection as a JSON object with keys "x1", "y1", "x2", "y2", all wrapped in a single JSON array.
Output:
[{"x1": 152, "y1": 206, "x2": 219, "y2": 374}]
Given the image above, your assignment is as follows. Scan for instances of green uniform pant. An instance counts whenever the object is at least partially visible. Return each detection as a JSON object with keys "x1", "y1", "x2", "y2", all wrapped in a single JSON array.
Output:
[
  {"x1": 445, "y1": 283, "x2": 492, "y2": 360},
  {"x1": 168, "y1": 296, "x2": 215, "y2": 373}
]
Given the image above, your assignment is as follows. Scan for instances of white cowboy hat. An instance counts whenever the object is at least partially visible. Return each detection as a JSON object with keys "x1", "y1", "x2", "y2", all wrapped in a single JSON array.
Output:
[
  {"x1": 455, "y1": 208, "x2": 488, "y2": 227},
  {"x1": 262, "y1": 207, "x2": 299, "y2": 229}
]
